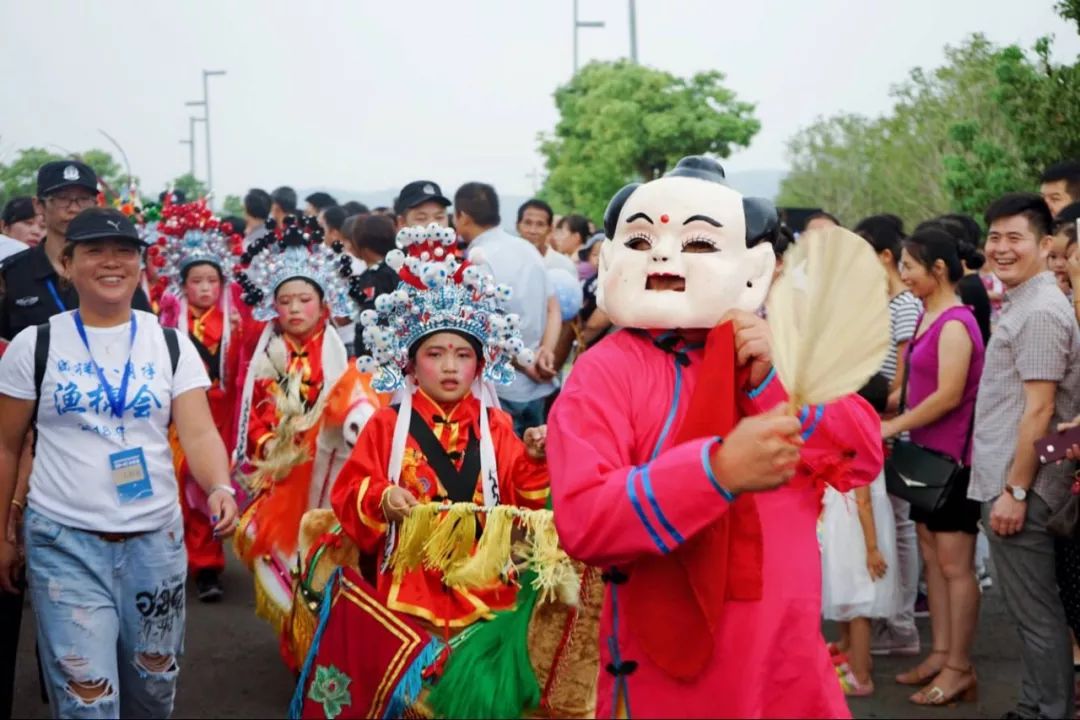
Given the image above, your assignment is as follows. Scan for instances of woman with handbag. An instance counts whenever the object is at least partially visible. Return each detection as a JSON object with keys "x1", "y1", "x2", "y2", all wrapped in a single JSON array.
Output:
[{"x1": 880, "y1": 227, "x2": 986, "y2": 706}]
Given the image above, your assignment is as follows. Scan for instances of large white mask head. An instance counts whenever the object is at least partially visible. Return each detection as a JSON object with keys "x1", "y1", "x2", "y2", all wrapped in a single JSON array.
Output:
[{"x1": 597, "y1": 156, "x2": 778, "y2": 329}]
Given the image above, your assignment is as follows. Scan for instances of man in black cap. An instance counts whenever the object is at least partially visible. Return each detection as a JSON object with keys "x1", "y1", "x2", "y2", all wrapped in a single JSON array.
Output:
[
  {"x1": 0, "y1": 160, "x2": 151, "y2": 341},
  {"x1": 394, "y1": 180, "x2": 451, "y2": 229}
]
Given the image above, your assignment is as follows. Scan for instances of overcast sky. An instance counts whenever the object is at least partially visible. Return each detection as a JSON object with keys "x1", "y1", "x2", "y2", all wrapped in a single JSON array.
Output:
[{"x1": 2, "y1": 1, "x2": 1077, "y2": 203}]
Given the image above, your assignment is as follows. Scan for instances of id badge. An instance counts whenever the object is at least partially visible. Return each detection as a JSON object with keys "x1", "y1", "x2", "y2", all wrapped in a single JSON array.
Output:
[{"x1": 109, "y1": 447, "x2": 153, "y2": 504}]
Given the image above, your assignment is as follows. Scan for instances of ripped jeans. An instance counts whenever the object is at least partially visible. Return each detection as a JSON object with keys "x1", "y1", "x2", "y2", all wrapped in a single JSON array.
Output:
[{"x1": 23, "y1": 507, "x2": 187, "y2": 719}]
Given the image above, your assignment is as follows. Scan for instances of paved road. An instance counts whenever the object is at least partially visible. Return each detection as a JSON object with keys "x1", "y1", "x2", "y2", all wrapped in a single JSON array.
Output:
[{"x1": 13, "y1": 556, "x2": 1028, "y2": 718}]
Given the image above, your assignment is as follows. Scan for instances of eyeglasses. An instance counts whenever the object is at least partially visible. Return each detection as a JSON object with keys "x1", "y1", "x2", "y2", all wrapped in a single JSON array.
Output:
[{"x1": 46, "y1": 194, "x2": 97, "y2": 210}]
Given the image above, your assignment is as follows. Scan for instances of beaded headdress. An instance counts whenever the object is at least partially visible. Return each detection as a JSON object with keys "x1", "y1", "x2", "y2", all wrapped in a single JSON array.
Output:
[
  {"x1": 233, "y1": 214, "x2": 359, "y2": 321},
  {"x1": 146, "y1": 198, "x2": 243, "y2": 297},
  {"x1": 355, "y1": 223, "x2": 534, "y2": 393}
]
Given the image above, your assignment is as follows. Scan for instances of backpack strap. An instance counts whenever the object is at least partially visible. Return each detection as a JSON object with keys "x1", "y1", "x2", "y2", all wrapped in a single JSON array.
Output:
[
  {"x1": 162, "y1": 326, "x2": 180, "y2": 375},
  {"x1": 32, "y1": 322, "x2": 50, "y2": 454}
]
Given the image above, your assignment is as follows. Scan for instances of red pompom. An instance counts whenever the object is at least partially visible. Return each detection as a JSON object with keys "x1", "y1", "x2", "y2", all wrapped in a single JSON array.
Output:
[{"x1": 153, "y1": 256, "x2": 167, "y2": 268}]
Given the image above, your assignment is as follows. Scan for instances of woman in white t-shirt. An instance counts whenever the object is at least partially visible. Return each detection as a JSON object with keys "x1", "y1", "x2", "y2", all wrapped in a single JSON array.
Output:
[{"x1": 0, "y1": 208, "x2": 237, "y2": 719}]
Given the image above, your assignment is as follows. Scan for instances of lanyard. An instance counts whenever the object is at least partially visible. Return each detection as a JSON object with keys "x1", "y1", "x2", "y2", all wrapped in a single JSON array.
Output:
[
  {"x1": 45, "y1": 279, "x2": 66, "y2": 312},
  {"x1": 72, "y1": 311, "x2": 137, "y2": 419}
]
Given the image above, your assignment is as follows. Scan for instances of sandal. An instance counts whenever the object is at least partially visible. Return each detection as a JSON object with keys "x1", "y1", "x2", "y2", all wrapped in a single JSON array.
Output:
[
  {"x1": 910, "y1": 664, "x2": 977, "y2": 706},
  {"x1": 836, "y1": 663, "x2": 874, "y2": 697},
  {"x1": 895, "y1": 649, "x2": 947, "y2": 686}
]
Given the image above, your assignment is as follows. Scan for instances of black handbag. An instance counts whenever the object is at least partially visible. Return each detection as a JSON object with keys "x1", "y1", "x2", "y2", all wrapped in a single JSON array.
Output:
[{"x1": 883, "y1": 322, "x2": 972, "y2": 514}]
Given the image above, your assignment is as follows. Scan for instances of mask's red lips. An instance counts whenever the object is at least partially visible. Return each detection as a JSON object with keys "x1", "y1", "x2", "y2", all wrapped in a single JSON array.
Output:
[{"x1": 646, "y1": 273, "x2": 686, "y2": 292}]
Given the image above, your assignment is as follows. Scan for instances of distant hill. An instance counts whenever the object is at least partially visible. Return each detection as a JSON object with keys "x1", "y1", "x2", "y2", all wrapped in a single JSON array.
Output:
[
  {"x1": 298, "y1": 168, "x2": 788, "y2": 229},
  {"x1": 726, "y1": 169, "x2": 786, "y2": 200}
]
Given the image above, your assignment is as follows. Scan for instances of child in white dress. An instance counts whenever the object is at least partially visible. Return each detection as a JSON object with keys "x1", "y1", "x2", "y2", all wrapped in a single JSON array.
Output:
[{"x1": 821, "y1": 471, "x2": 900, "y2": 696}]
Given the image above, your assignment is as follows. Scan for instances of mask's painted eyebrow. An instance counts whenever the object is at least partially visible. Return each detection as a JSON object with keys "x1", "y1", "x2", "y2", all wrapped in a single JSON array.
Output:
[
  {"x1": 683, "y1": 214, "x2": 722, "y2": 227},
  {"x1": 626, "y1": 212, "x2": 654, "y2": 224}
]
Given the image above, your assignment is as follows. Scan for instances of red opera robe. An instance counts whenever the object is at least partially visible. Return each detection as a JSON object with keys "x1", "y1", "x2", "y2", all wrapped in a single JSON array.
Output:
[{"x1": 547, "y1": 326, "x2": 883, "y2": 719}]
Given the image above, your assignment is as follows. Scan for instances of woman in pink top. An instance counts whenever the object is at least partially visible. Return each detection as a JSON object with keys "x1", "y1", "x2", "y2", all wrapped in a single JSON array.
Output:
[{"x1": 881, "y1": 227, "x2": 986, "y2": 707}]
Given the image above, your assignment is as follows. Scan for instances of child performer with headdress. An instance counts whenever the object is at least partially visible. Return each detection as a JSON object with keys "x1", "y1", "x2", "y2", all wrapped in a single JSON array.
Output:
[
  {"x1": 291, "y1": 224, "x2": 552, "y2": 719},
  {"x1": 232, "y1": 214, "x2": 362, "y2": 640},
  {"x1": 151, "y1": 198, "x2": 246, "y2": 601}
]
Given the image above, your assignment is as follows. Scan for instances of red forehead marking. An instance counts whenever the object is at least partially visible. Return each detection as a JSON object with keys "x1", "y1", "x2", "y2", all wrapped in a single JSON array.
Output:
[{"x1": 660, "y1": 214, "x2": 670, "y2": 224}]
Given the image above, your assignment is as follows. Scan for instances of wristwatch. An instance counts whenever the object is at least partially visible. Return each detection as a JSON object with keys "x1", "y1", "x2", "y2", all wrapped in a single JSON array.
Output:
[{"x1": 1004, "y1": 484, "x2": 1028, "y2": 502}]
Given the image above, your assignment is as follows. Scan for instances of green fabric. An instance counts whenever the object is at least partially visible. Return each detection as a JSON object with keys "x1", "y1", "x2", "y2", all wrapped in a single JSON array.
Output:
[
  {"x1": 307, "y1": 664, "x2": 352, "y2": 720},
  {"x1": 426, "y1": 569, "x2": 542, "y2": 719}
]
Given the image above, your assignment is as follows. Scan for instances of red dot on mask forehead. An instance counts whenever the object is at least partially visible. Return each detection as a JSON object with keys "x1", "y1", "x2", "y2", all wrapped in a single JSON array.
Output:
[{"x1": 660, "y1": 214, "x2": 670, "y2": 224}]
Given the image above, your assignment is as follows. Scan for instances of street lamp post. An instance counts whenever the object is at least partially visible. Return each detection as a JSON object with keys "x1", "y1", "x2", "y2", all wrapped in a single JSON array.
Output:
[
  {"x1": 628, "y1": 0, "x2": 638, "y2": 63},
  {"x1": 179, "y1": 116, "x2": 205, "y2": 177},
  {"x1": 185, "y1": 69, "x2": 226, "y2": 204},
  {"x1": 573, "y1": 0, "x2": 605, "y2": 74}
]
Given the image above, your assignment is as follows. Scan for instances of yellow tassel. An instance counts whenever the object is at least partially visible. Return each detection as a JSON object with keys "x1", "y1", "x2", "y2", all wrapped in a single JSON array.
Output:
[
  {"x1": 422, "y1": 504, "x2": 478, "y2": 574},
  {"x1": 444, "y1": 505, "x2": 515, "y2": 589},
  {"x1": 391, "y1": 503, "x2": 440, "y2": 578},
  {"x1": 253, "y1": 576, "x2": 289, "y2": 636},
  {"x1": 521, "y1": 511, "x2": 579, "y2": 604},
  {"x1": 290, "y1": 596, "x2": 318, "y2": 668}
]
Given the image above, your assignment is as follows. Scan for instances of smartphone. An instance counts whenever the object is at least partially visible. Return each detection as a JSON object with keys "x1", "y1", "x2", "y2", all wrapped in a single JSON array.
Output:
[{"x1": 1036, "y1": 426, "x2": 1080, "y2": 464}]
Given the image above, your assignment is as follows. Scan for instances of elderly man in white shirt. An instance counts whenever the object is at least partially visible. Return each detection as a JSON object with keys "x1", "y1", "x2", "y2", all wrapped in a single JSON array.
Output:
[{"x1": 454, "y1": 183, "x2": 561, "y2": 436}]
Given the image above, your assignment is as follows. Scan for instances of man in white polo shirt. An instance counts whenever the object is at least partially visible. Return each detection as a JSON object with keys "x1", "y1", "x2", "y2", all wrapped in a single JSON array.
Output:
[{"x1": 454, "y1": 182, "x2": 561, "y2": 435}]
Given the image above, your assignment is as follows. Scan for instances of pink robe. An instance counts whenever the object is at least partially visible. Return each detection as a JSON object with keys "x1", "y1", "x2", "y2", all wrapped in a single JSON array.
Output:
[{"x1": 548, "y1": 330, "x2": 883, "y2": 719}]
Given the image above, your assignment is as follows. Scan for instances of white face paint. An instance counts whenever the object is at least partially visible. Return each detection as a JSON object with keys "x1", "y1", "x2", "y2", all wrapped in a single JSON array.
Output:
[{"x1": 597, "y1": 176, "x2": 776, "y2": 329}]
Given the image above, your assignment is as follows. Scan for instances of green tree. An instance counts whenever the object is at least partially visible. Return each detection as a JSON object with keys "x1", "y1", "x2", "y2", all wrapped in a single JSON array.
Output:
[
  {"x1": 170, "y1": 173, "x2": 209, "y2": 202},
  {"x1": 1057, "y1": 0, "x2": 1080, "y2": 34},
  {"x1": 0, "y1": 147, "x2": 128, "y2": 206},
  {"x1": 778, "y1": 35, "x2": 1035, "y2": 229},
  {"x1": 0, "y1": 147, "x2": 63, "y2": 206},
  {"x1": 78, "y1": 148, "x2": 128, "y2": 198},
  {"x1": 222, "y1": 194, "x2": 245, "y2": 217},
  {"x1": 538, "y1": 60, "x2": 760, "y2": 221}
]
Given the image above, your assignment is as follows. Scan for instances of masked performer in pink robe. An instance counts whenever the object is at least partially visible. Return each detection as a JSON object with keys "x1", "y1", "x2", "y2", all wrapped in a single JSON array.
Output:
[{"x1": 547, "y1": 156, "x2": 884, "y2": 719}]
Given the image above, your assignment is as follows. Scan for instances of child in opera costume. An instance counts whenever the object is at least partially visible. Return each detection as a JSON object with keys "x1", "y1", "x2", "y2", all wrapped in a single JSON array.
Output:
[
  {"x1": 232, "y1": 214, "x2": 363, "y2": 646},
  {"x1": 151, "y1": 198, "x2": 246, "y2": 601},
  {"x1": 546, "y1": 156, "x2": 885, "y2": 719},
  {"x1": 292, "y1": 225, "x2": 556, "y2": 720}
]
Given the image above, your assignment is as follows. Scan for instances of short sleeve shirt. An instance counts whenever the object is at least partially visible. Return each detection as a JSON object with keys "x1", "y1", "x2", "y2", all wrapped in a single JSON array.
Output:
[
  {"x1": 881, "y1": 291, "x2": 922, "y2": 382},
  {"x1": 0, "y1": 310, "x2": 210, "y2": 532},
  {"x1": 969, "y1": 272, "x2": 1080, "y2": 510},
  {"x1": 468, "y1": 228, "x2": 556, "y2": 403}
]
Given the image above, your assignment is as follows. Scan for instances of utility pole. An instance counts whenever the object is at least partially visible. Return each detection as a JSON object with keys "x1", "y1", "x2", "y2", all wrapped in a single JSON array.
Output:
[
  {"x1": 185, "y1": 69, "x2": 226, "y2": 204},
  {"x1": 573, "y1": 0, "x2": 605, "y2": 74},
  {"x1": 179, "y1": 116, "x2": 204, "y2": 177},
  {"x1": 628, "y1": 0, "x2": 638, "y2": 63}
]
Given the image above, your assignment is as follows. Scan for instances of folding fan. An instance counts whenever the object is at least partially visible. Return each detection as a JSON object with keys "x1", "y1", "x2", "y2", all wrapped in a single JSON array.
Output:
[{"x1": 765, "y1": 226, "x2": 890, "y2": 409}]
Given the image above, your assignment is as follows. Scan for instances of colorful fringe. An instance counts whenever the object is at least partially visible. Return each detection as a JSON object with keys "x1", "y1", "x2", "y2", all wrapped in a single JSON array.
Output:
[
  {"x1": 390, "y1": 503, "x2": 578, "y2": 602},
  {"x1": 290, "y1": 569, "x2": 341, "y2": 720},
  {"x1": 425, "y1": 568, "x2": 542, "y2": 719},
  {"x1": 382, "y1": 640, "x2": 443, "y2": 720}
]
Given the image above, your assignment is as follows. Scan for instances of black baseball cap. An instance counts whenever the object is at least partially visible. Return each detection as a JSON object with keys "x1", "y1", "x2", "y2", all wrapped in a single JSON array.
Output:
[
  {"x1": 37, "y1": 160, "x2": 98, "y2": 197},
  {"x1": 66, "y1": 208, "x2": 146, "y2": 246},
  {"x1": 394, "y1": 180, "x2": 450, "y2": 216}
]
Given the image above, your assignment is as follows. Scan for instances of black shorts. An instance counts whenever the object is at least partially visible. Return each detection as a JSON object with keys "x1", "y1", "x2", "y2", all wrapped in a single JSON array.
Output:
[{"x1": 908, "y1": 466, "x2": 981, "y2": 534}]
